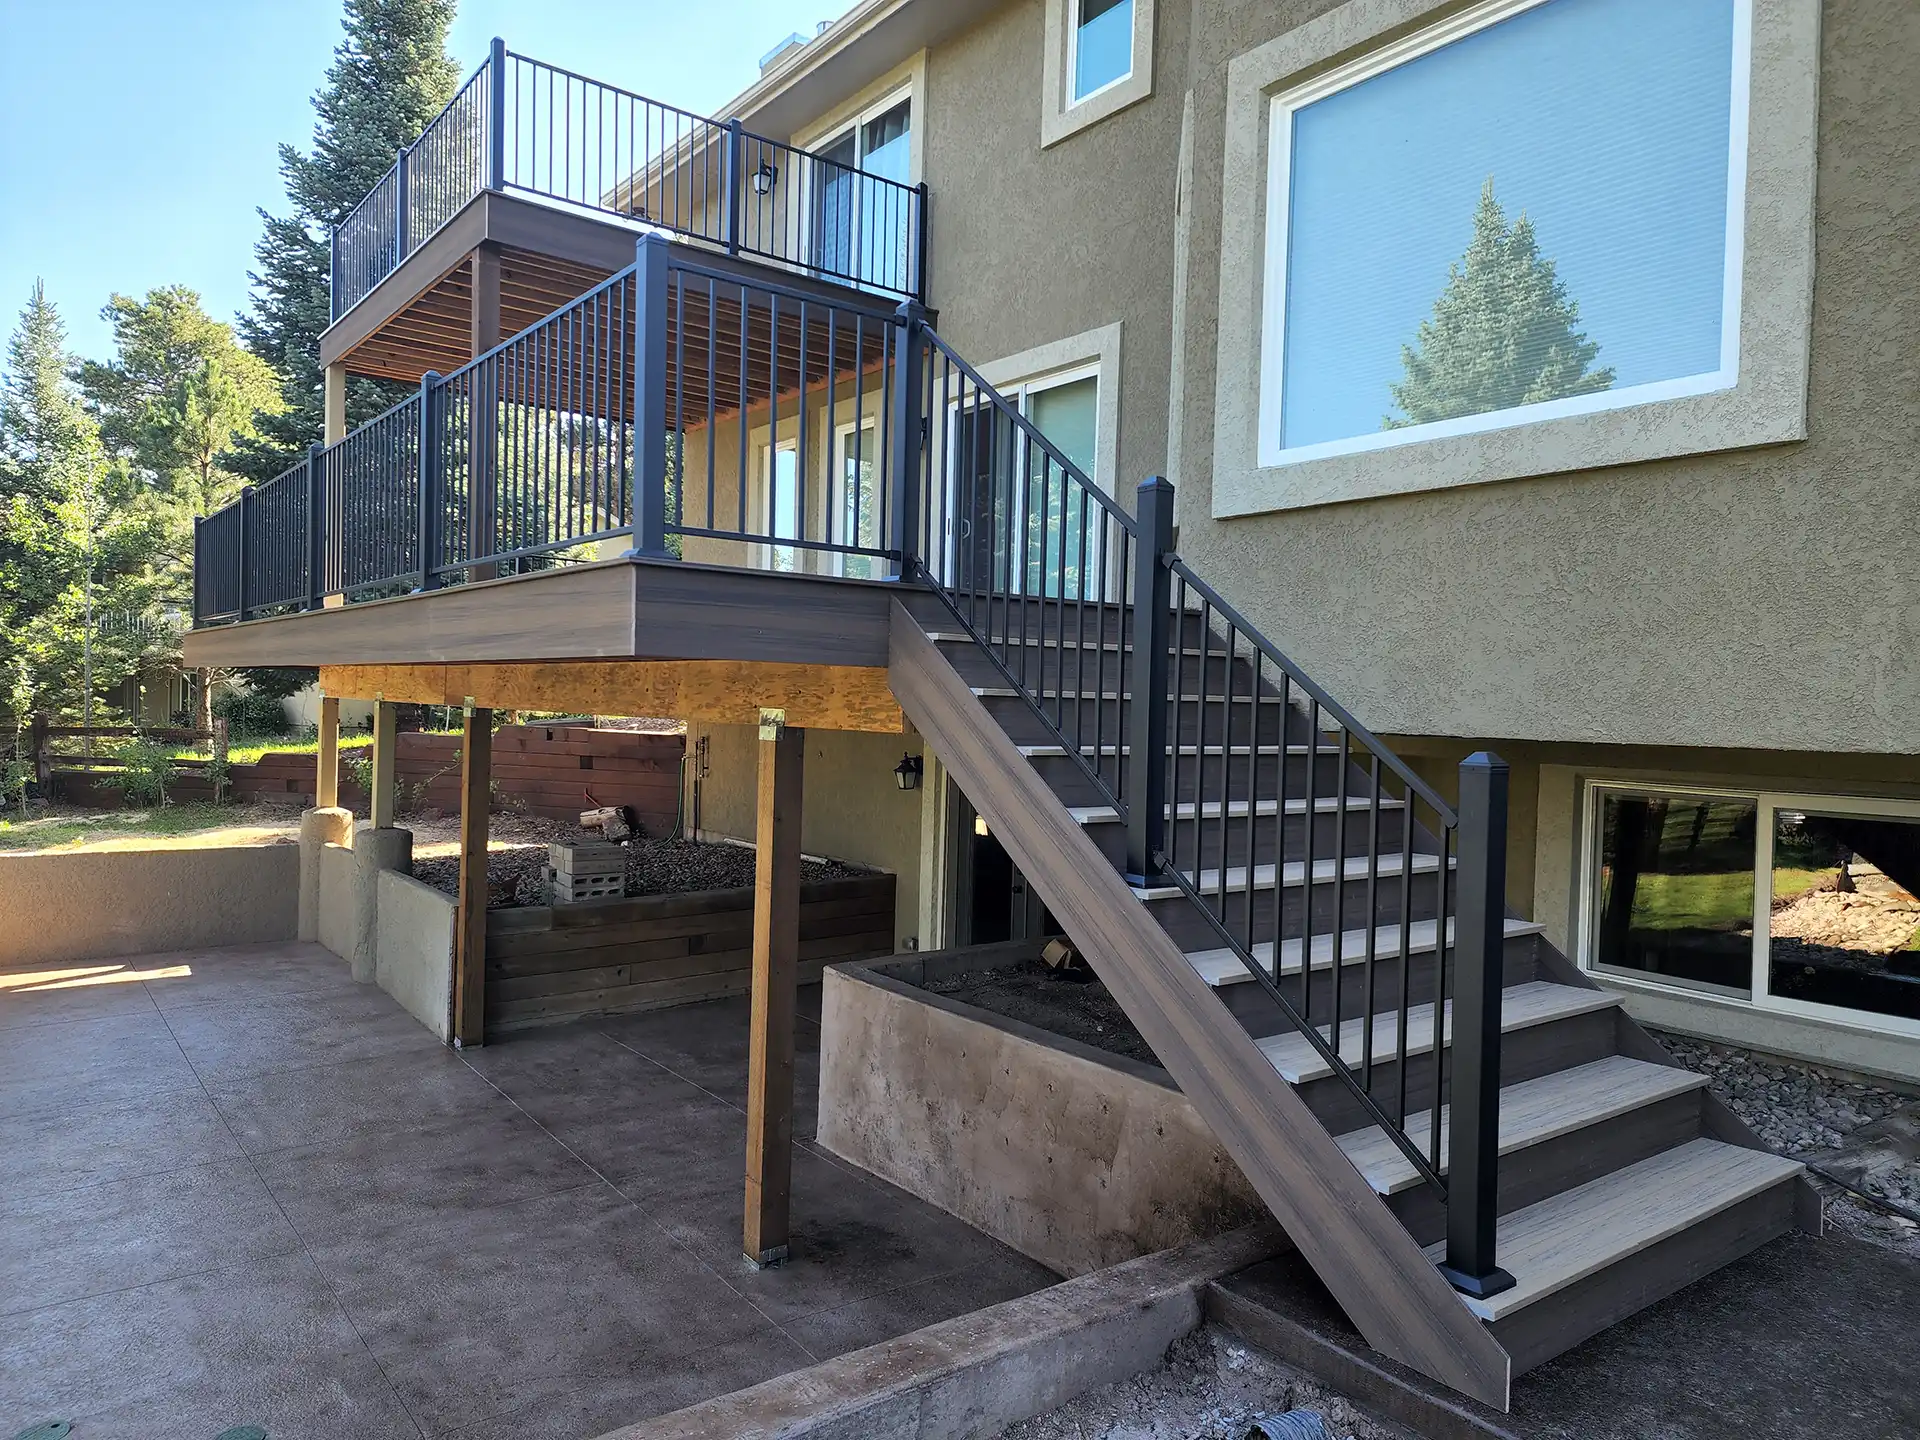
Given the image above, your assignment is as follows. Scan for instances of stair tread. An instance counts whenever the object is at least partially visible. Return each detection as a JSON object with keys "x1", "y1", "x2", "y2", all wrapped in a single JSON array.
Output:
[
  {"x1": 1256, "y1": 980, "x2": 1620, "y2": 1084},
  {"x1": 1337, "y1": 1055, "x2": 1709, "y2": 1196},
  {"x1": 1068, "y1": 794, "x2": 1404, "y2": 825},
  {"x1": 971, "y1": 686, "x2": 1289, "y2": 703},
  {"x1": 1016, "y1": 742, "x2": 1338, "y2": 758},
  {"x1": 1185, "y1": 916, "x2": 1544, "y2": 987},
  {"x1": 1131, "y1": 850, "x2": 1447, "y2": 901},
  {"x1": 1428, "y1": 1137, "x2": 1804, "y2": 1322}
]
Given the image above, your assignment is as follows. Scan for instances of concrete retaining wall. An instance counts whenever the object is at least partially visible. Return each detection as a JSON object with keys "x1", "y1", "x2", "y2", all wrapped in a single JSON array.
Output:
[
  {"x1": 316, "y1": 843, "x2": 356, "y2": 961},
  {"x1": 376, "y1": 871, "x2": 455, "y2": 1041},
  {"x1": 0, "y1": 844, "x2": 298, "y2": 968},
  {"x1": 818, "y1": 948, "x2": 1264, "y2": 1277}
]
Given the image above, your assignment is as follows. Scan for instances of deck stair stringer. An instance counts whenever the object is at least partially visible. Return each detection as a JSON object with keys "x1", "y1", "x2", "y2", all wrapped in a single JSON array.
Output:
[{"x1": 887, "y1": 601, "x2": 1513, "y2": 1411}]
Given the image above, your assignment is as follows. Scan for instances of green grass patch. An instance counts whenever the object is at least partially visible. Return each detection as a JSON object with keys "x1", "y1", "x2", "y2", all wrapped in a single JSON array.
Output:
[{"x1": 0, "y1": 803, "x2": 264, "y2": 853}]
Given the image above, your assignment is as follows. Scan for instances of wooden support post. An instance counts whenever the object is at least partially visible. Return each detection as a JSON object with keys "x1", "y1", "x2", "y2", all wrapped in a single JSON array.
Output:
[
  {"x1": 369, "y1": 698, "x2": 399, "y2": 828},
  {"x1": 452, "y1": 705, "x2": 492, "y2": 1046},
  {"x1": 744, "y1": 709, "x2": 803, "y2": 1266},
  {"x1": 323, "y1": 363, "x2": 348, "y2": 446},
  {"x1": 315, "y1": 696, "x2": 340, "y2": 809},
  {"x1": 469, "y1": 244, "x2": 502, "y2": 582}
]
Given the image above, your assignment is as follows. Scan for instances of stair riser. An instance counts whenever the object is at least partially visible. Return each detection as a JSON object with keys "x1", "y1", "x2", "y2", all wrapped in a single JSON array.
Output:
[
  {"x1": 1291, "y1": 1005, "x2": 1622, "y2": 1137},
  {"x1": 1491, "y1": 1178, "x2": 1799, "y2": 1376},
  {"x1": 982, "y1": 694, "x2": 1305, "y2": 748},
  {"x1": 940, "y1": 643, "x2": 1264, "y2": 697},
  {"x1": 1211, "y1": 934, "x2": 1541, "y2": 1032},
  {"x1": 1383, "y1": 1089, "x2": 1709, "y2": 1246},
  {"x1": 1082, "y1": 808, "x2": 1414, "y2": 870},
  {"x1": 1026, "y1": 750, "x2": 1352, "y2": 806},
  {"x1": 1147, "y1": 871, "x2": 1445, "y2": 951}
]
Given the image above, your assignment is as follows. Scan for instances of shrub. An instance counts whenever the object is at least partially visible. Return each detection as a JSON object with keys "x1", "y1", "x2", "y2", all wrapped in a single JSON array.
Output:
[
  {"x1": 1, "y1": 753, "x2": 31, "y2": 817},
  {"x1": 115, "y1": 738, "x2": 178, "y2": 808},
  {"x1": 213, "y1": 689, "x2": 292, "y2": 739}
]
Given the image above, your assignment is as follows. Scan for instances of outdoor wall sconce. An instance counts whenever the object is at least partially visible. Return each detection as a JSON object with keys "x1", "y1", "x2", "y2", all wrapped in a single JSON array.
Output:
[
  {"x1": 894, "y1": 753, "x2": 923, "y2": 791},
  {"x1": 751, "y1": 160, "x2": 778, "y2": 195}
]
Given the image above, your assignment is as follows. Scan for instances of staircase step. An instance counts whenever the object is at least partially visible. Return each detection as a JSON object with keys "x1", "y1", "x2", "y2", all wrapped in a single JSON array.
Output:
[
  {"x1": 1015, "y1": 741, "x2": 1338, "y2": 758},
  {"x1": 1431, "y1": 1137, "x2": 1804, "y2": 1323},
  {"x1": 1336, "y1": 1055, "x2": 1709, "y2": 1197},
  {"x1": 1068, "y1": 794, "x2": 1402, "y2": 825},
  {"x1": 1185, "y1": 916, "x2": 1544, "y2": 987},
  {"x1": 1130, "y1": 849, "x2": 1447, "y2": 901},
  {"x1": 971, "y1": 686, "x2": 1291, "y2": 704},
  {"x1": 1255, "y1": 980, "x2": 1620, "y2": 1084}
]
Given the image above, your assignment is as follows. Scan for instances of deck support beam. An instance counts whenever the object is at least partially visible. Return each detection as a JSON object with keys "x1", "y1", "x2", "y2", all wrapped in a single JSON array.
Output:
[
  {"x1": 315, "y1": 696, "x2": 341, "y2": 809},
  {"x1": 744, "y1": 710, "x2": 804, "y2": 1267},
  {"x1": 452, "y1": 706, "x2": 492, "y2": 1046},
  {"x1": 369, "y1": 699, "x2": 400, "y2": 828},
  {"x1": 324, "y1": 363, "x2": 347, "y2": 446}
]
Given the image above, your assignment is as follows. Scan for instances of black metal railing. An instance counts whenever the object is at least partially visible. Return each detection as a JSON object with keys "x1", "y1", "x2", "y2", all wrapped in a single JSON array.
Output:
[
  {"x1": 329, "y1": 40, "x2": 927, "y2": 323},
  {"x1": 196, "y1": 238, "x2": 1510, "y2": 1296}
]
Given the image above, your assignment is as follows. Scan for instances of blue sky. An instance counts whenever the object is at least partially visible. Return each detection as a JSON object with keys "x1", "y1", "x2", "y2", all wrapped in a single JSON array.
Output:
[
  {"x1": 1280, "y1": 0, "x2": 1737, "y2": 449},
  {"x1": 0, "y1": 1, "x2": 841, "y2": 362}
]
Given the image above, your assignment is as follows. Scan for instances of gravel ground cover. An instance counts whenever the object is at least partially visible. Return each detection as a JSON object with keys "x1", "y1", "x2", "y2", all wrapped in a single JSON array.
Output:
[
  {"x1": 999, "y1": 1328, "x2": 1400, "y2": 1440},
  {"x1": 411, "y1": 833, "x2": 863, "y2": 906},
  {"x1": 1656, "y1": 1031, "x2": 1920, "y2": 1253},
  {"x1": 921, "y1": 959, "x2": 1161, "y2": 1066}
]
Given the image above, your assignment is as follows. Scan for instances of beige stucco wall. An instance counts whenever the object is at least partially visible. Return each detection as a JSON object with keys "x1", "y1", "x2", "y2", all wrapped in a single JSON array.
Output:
[
  {"x1": 375, "y1": 870, "x2": 455, "y2": 1042},
  {"x1": 819, "y1": 956, "x2": 1263, "y2": 1276},
  {"x1": 1168, "y1": 0, "x2": 1918, "y2": 755},
  {"x1": 688, "y1": 722, "x2": 925, "y2": 949},
  {"x1": 0, "y1": 845, "x2": 298, "y2": 968},
  {"x1": 316, "y1": 842, "x2": 357, "y2": 962}
]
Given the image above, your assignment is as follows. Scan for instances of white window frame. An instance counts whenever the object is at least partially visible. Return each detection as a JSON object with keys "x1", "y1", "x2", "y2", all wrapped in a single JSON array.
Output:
[
  {"x1": 830, "y1": 415, "x2": 883, "y2": 579},
  {"x1": 1067, "y1": 0, "x2": 1136, "y2": 108},
  {"x1": 803, "y1": 86, "x2": 914, "y2": 294},
  {"x1": 757, "y1": 438, "x2": 801, "y2": 573},
  {"x1": 1577, "y1": 778, "x2": 1920, "y2": 1042},
  {"x1": 1257, "y1": 0, "x2": 1752, "y2": 471}
]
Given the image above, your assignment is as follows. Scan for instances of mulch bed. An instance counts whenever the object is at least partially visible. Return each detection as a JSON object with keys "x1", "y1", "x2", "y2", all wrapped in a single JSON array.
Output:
[{"x1": 411, "y1": 834, "x2": 863, "y2": 908}]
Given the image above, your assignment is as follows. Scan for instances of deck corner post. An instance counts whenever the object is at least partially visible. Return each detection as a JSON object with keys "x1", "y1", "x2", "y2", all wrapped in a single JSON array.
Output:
[
  {"x1": 328, "y1": 223, "x2": 340, "y2": 325},
  {"x1": 913, "y1": 181, "x2": 930, "y2": 301},
  {"x1": 888, "y1": 300, "x2": 928, "y2": 580},
  {"x1": 724, "y1": 118, "x2": 744, "y2": 254},
  {"x1": 315, "y1": 695, "x2": 341, "y2": 811},
  {"x1": 622, "y1": 234, "x2": 675, "y2": 561},
  {"x1": 394, "y1": 145, "x2": 410, "y2": 261},
  {"x1": 1124, "y1": 475, "x2": 1175, "y2": 885},
  {"x1": 305, "y1": 441, "x2": 327, "y2": 610},
  {"x1": 416, "y1": 370, "x2": 444, "y2": 592},
  {"x1": 369, "y1": 698, "x2": 400, "y2": 829},
  {"x1": 452, "y1": 704, "x2": 493, "y2": 1047},
  {"x1": 486, "y1": 37, "x2": 508, "y2": 192},
  {"x1": 1439, "y1": 750, "x2": 1516, "y2": 1301},
  {"x1": 236, "y1": 485, "x2": 254, "y2": 622},
  {"x1": 744, "y1": 709, "x2": 804, "y2": 1267}
]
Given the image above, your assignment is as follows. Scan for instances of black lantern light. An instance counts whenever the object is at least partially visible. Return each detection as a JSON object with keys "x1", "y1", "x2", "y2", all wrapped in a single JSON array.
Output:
[
  {"x1": 751, "y1": 160, "x2": 779, "y2": 195},
  {"x1": 893, "y1": 753, "x2": 923, "y2": 791}
]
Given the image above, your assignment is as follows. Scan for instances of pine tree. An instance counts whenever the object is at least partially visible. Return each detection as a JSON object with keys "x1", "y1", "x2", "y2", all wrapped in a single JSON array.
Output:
[
  {"x1": 1385, "y1": 179, "x2": 1614, "y2": 430},
  {"x1": 232, "y1": 0, "x2": 460, "y2": 481},
  {"x1": 0, "y1": 284, "x2": 162, "y2": 724}
]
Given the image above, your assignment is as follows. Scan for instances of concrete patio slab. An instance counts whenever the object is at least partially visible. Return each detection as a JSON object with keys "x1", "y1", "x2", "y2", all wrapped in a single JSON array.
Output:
[{"x1": 0, "y1": 942, "x2": 1059, "y2": 1439}]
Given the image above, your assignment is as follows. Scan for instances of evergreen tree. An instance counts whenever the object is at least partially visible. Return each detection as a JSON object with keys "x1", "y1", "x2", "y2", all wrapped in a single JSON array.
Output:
[
  {"x1": 0, "y1": 284, "x2": 162, "y2": 724},
  {"x1": 1385, "y1": 179, "x2": 1614, "y2": 430},
  {"x1": 232, "y1": 0, "x2": 460, "y2": 480}
]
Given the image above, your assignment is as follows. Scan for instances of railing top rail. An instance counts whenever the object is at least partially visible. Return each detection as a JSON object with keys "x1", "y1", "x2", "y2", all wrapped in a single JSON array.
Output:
[
  {"x1": 1163, "y1": 552, "x2": 1458, "y2": 826},
  {"x1": 922, "y1": 327, "x2": 1138, "y2": 538},
  {"x1": 503, "y1": 48, "x2": 721, "y2": 134},
  {"x1": 408, "y1": 52, "x2": 493, "y2": 152},
  {"x1": 734, "y1": 121, "x2": 921, "y2": 194}
]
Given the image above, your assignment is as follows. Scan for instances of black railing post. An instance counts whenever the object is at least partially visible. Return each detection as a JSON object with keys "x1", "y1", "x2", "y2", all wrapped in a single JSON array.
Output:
[
  {"x1": 1124, "y1": 475, "x2": 1175, "y2": 886},
  {"x1": 305, "y1": 441, "x2": 327, "y2": 611},
  {"x1": 724, "y1": 119, "x2": 744, "y2": 255},
  {"x1": 416, "y1": 370, "x2": 443, "y2": 592},
  {"x1": 1439, "y1": 751, "x2": 1517, "y2": 1300},
  {"x1": 623, "y1": 235, "x2": 674, "y2": 560},
  {"x1": 888, "y1": 300, "x2": 927, "y2": 580},
  {"x1": 913, "y1": 181, "x2": 930, "y2": 302},
  {"x1": 236, "y1": 486, "x2": 254, "y2": 622},
  {"x1": 394, "y1": 147, "x2": 410, "y2": 262},
  {"x1": 192, "y1": 515, "x2": 204, "y2": 625},
  {"x1": 486, "y1": 36, "x2": 508, "y2": 191},
  {"x1": 328, "y1": 223, "x2": 340, "y2": 324}
]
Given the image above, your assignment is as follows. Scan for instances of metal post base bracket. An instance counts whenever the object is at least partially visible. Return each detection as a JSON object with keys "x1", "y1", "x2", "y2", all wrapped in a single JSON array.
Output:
[
  {"x1": 1437, "y1": 1261, "x2": 1516, "y2": 1300},
  {"x1": 744, "y1": 1244, "x2": 790, "y2": 1269}
]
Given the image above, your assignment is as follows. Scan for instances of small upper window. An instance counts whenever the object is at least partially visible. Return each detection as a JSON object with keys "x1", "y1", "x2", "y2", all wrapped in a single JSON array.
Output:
[
  {"x1": 1261, "y1": 0, "x2": 1746, "y2": 466},
  {"x1": 1071, "y1": 0, "x2": 1134, "y2": 103}
]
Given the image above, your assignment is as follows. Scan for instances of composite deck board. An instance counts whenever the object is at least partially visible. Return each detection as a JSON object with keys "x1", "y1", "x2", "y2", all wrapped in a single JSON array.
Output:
[{"x1": 1183, "y1": 916, "x2": 1544, "y2": 987}]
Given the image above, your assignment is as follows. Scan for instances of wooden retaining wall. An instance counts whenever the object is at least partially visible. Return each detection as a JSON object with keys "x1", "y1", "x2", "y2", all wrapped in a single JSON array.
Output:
[
  {"x1": 54, "y1": 724, "x2": 685, "y2": 833},
  {"x1": 483, "y1": 872, "x2": 897, "y2": 1033}
]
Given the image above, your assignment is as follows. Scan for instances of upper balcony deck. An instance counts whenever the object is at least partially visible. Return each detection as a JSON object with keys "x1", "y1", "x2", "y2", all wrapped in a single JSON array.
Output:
[{"x1": 323, "y1": 40, "x2": 928, "y2": 386}]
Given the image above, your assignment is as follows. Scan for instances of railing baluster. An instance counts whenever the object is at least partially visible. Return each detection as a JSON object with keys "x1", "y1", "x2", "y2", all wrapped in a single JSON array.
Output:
[{"x1": 1125, "y1": 475, "x2": 1173, "y2": 885}]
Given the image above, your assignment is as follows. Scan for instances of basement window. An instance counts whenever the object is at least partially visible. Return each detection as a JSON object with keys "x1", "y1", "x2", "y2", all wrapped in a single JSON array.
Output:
[
  {"x1": 1259, "y1": 0, "x2": 1748, "y2": 467},
  {"x1": 1581, "y1": 783, "x2": 1920, "y2": 1037}
]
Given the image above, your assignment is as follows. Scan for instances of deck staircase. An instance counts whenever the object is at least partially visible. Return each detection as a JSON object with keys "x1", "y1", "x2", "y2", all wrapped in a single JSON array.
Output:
[{"x1": 887, "y1": 334, "x2": 1815, "y2": 1410}]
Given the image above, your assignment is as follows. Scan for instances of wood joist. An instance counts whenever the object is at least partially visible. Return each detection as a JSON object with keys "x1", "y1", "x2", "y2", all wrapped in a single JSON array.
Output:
[{"x1": 318, "y1": 659, "x2": 905, "y2": 733}]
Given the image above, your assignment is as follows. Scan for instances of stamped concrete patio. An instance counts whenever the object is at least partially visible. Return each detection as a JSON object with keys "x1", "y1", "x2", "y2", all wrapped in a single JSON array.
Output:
[{"x1": 0, "y1": 942, "x2": 1059, "y2": 1439}]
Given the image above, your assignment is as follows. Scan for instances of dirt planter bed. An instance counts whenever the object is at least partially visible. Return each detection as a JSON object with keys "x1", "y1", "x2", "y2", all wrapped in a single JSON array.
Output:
[
  {"x1": 483, "y1": 871, "x2": 897, "y2": 1033},
  {"x1": 817, "y1": 942, "x2": 1264, "y2": 1278}
]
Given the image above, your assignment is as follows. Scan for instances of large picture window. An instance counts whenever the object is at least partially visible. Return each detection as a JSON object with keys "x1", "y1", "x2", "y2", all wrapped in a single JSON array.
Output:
[
  {"x1": 1260, "y1": 0, "x2": 1748, "y2": 466},
  {"x1": 1583, "y1": 783, "x2": 1920, "y2": 1036}
]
